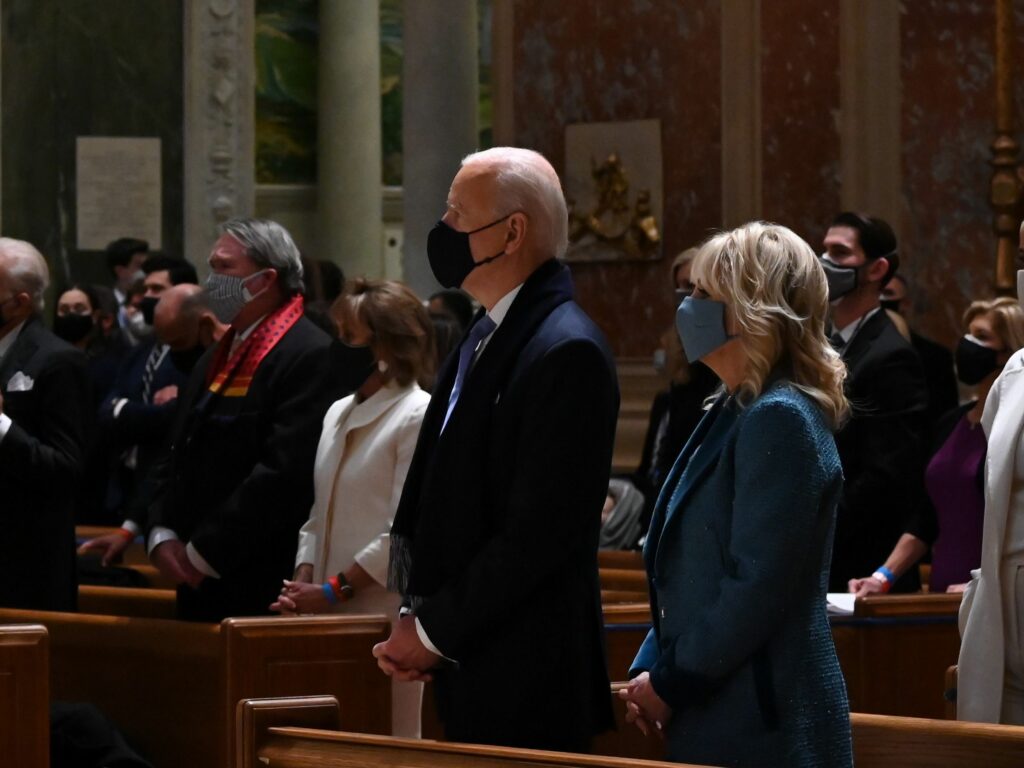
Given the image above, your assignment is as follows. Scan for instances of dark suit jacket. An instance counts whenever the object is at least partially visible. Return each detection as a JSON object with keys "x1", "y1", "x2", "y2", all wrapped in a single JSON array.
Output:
[
  {"x1": 631, "y1": 385, "x2": 852, "y2": 767},
  {"x1": 832, "y1": 310, "x2": 928, "y2": 591},
  {"x1": 148, "y1": 314, "x2": 340, "y2": 621},
  {"x1": 100, "y1": 340, "x2": 186, "y2": 471},
  {"x1": 911, "y1": 330, "x2": 958, "y2": 425},
  {"x1": 0, "y1": 317, "x2": 90, "y2": 610},
  {"x1": 395, "y1": 260, "x2": 619, "y2": 750}
]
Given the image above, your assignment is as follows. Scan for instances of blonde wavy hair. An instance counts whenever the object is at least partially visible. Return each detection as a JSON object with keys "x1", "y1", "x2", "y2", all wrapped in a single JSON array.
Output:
[
  {"x1": 963, "y1": 296, "x2": 1024, "y2": 352},
  {"x1": 690, "y1": 221, "x2": 849, "y2": 429}
]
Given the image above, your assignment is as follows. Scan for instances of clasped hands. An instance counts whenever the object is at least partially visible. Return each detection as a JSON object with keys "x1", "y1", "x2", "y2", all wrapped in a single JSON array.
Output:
[
  {"x1": 150, "y1": 539, "x2": 205, "y2": 589},
  {"x1": 372, "y1": 614, "x2": 440, "y2": 683},
  {"x1": 619, "y1": 671, "x2": 671, "y2": 738}
]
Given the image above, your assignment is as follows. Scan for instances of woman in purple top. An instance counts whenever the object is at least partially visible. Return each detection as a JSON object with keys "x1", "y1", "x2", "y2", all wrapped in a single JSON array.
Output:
[{"x1": 849, "y1": 297, "x2": 1024, "y2": 595}]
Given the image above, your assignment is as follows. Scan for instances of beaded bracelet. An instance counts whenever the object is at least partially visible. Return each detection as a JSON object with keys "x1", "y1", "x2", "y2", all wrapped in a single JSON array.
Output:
[{"x1": 322, "y1": 582, "x2": 338, "y2": 604}]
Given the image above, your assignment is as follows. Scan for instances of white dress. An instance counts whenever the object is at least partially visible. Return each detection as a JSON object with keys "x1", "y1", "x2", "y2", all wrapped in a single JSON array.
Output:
[{"x1": 296, "y1": 380, "x2": 429, "y2": 737}]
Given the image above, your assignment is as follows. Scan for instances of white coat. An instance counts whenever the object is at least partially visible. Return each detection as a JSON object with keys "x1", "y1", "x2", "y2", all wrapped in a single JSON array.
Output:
[
  {"x1": 296, "y1": 381, "x2": 429, "y2": 612},
  {"x1": 959, "y1": 349, "x2": 1024, "y2": 722}
]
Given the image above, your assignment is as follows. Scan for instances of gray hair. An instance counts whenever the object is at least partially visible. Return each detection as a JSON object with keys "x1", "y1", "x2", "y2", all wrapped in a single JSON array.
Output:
[
  {"x1": 221, "y1": 218, "x2": 305, "y2": 295},
  {"x1": 461, "y1": 147, "x2": 569, "y2": 258},
  {"x1": 0, "y1": 238, "x2": 49, "y2": 312}
]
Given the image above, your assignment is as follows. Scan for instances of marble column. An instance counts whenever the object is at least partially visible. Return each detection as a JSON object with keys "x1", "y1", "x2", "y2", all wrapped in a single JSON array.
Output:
[
  {"x1": 318, "y1": 0, "x2": 382, "y2": 279},
  {"x1": 720, "y1": 0, "x2": 762, "y2": 229},
  {"x1": 184, "y1": 0, "x2": 255, "y2": 280},
  {"x1": 839, "y1": 0, "x2": 901, "y2": 227},
  {"x1": 401, "y1": 0, "x2": 479, "y2": 297}
]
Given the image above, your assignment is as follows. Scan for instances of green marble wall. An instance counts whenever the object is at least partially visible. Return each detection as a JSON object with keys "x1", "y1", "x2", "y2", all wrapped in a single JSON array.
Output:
[{"x1": 1, "y1": 0, "x2": 183, "y2": 293}]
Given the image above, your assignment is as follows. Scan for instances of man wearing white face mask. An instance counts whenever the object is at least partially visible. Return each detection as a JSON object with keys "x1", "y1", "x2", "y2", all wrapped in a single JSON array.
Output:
[
  {"x1": 146, "y1": 218, "x2": 343, "y2": 621},
  {"x1": 819, "y1": 212, "x2": 928, "y2": 593}
]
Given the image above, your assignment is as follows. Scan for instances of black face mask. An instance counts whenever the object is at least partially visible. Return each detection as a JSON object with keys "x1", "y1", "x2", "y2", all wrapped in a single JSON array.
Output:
[
  {"x1": 674, "y1": 288, "x2": 692, "y2": 307},
  {"x1": 820, "y1": 257, "x2": 859, "y2": 301},
  {"x1": 169, "y1": 345, "x2": 205, "y2": 376},
  {"x1": 54, "y1": 313, "x2": 94, "y2": 344},
  {"x1": 879, "y1": 298, "x2": 902, "y2": 314},
  {"x1": 426, "y1": 215, "x2": 511, "y2": 289},
  {"x1": 956, "y1": 335, "x2": 1001, "y2": 386},
  {"x1": 330, "y1": 339, "x2": 377, "y2": 396},
  {"x1": 139, "y1": 296, "x2": 159, "y2": 326}
]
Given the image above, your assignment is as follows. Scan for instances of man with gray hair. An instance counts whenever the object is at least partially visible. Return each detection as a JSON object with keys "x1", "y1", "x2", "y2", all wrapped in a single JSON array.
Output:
[
  {"x1": 146, "y1": 218, "x2": 343, "y2": 621},
  {"x1": 375, "y1": 148, "x2": 619, "y2": 750},
  {"x1": 0, "y1": 237, "x2": 90, "y2": 610}
]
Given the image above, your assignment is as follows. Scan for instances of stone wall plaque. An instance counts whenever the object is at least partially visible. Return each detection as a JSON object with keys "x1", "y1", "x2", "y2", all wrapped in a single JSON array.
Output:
[
  {"x1": 564, "y1": 119, "x2": 663, "y2": 262},
  {"x1": 76, "y1": 137, "x2": 162, "y2": 250}
]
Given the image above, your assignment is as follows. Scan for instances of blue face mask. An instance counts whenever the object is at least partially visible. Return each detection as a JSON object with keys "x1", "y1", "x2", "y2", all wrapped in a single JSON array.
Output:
[{"x1": 675, "y1": 296, "x2": 735, "y2": 363}]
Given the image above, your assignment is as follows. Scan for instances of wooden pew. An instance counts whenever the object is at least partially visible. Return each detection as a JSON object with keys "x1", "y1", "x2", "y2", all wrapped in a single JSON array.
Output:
[
  {"x1": 832, "y1": 593, "x2": 961, "y2": 719},
  {"x1": 239, "y1": 695, "x2": 691, "y2": 768},
  {"x1": 597, "y1": 550, "x2": 644, "y2": 570},
  {"x1": 0, "y1": 624, "x2": 49, "y2": 768},
  {"x1": 243, "y1": 694, "x2": 1024, "y2": 768},
  {"x1": 78, "y1": 584, "x2": 176, "y2": 619},
  {"x1": 851, "y1": 712, "x2": 1024, "y2": 768},
  {"x1": 0, "y1": 608, "x2": 390, "y2": 768}
]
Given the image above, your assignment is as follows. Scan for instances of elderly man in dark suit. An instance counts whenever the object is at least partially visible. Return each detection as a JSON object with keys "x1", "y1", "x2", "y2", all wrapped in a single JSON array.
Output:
[
  {"x1": 0, "y1": 238, "x2": 90, "y2": 610},
  {"x1": 821, "y1": 212, "x2": 929, "y2": 592},
  {"x1": 374, "y1": 147, "x2": 619, "y2": 751},
  {"x1": 147, "y1": 218, "x2": 342, "y2": 621}
]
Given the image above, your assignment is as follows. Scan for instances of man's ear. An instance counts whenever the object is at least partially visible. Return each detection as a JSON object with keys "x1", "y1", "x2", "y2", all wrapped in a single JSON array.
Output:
[
  {"x1": 504, "y1": 212, "x2": 528, "y2": 255},
  {"x1": 866, "y1": 257, "x2": 890, "y2": 285},
  {"x1": 245, "y1": 268, "x2": 278, "y2": 295}
]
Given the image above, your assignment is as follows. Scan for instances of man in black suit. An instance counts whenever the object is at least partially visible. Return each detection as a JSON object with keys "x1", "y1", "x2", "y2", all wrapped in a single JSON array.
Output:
[
  {"x1": 821, "y1": 213, "x2": 928, "y2": 592},
  {"x1": 0, "y1": 238, "x2": 90, "y2": 610},
  {"x1": 881, "y1": 272, "x2": 959, "y2": 423},
  {"x1": 374, "y1": 148, "x2": 619, "y2": 751},
  {"x1": 99, "y1": 255, "x2": 198, "y2": 520},
  {"x1": 146, "y1": 219, "x2": 341, "y2": 621}
]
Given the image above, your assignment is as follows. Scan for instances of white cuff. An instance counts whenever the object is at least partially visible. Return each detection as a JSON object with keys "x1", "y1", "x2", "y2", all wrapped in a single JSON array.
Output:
[
  {"x1": 120, "y1": 520, "x2": 140, "y2": 536},
  {"x1": 0, "y1": 412, "x2": 11, "y2": 444},
  {"x1": 147, "y1": 526, "x2": 179, "y2": 554},
  {"x1": 112, "y1": 398, "x2": 129, "y2": 418},
  {"x1": 186, "y1": 542, "x2": 220, "y2": 579},
  {"x1": 414, "y1": 617, "x2": 456, "y2": 663}
]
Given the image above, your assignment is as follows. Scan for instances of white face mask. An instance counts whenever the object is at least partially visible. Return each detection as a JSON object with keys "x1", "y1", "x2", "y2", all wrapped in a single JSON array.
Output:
[
  {"x1": 1018, "y1": 269, "x2": 1024, "y2": 309},
  {"x1": 125, "y1": 309, "x2": 153, "y2": 340}
]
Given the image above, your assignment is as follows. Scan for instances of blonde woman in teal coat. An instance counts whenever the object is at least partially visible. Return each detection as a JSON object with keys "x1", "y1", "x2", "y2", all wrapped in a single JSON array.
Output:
[{"x1": 620, "y1": 222, "x2": 853, "y2": 767}]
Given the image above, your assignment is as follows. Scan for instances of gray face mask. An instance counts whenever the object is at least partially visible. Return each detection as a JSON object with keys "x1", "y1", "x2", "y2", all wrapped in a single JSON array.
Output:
[
  {"x1": 675, "y1": 295, "x2": 736, "y2": 363},
  {"x1": 205, "y1": 271, "x2": 266, "y2": 324},
  {"x1": 820, "y1": 256, "x2": 859, "y2": 301}
]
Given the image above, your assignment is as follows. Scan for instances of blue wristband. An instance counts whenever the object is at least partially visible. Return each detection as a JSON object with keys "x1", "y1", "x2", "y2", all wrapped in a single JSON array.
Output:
[
  {"x1": 322, "y1": 582, "x2": 337, "y2": 605},
  {"x1": 875, "y1": 565, "x2": 896, "y2": 585}
]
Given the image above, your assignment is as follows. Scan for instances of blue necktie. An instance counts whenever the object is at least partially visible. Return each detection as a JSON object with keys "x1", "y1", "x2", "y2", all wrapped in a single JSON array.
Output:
[{"x1": 442, "y1": 315, "x2": 497, "y2": 432}]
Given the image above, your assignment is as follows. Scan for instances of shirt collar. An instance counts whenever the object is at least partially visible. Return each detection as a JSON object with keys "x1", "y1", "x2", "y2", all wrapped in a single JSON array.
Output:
[
  {"x1": 0, "y1": 320, "x2": 26, "y2": 364},
  {"x1": 485, "y1": 284, "x2": 524, "y2": 332},
  {"x1": 836, "y1": 306, "x2": 881, "y2": 345},
  {"x1": 236, "y1": 314, "x2": 268, "y2": 342}
]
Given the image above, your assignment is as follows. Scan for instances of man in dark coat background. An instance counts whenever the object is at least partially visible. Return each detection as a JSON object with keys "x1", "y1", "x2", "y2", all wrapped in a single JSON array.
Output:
[
  {"x1": 374, "y1": 147, "x2": 619, "y2": 751},
  {"x1": 821, "y1": 213, "x2": 929, "y2": 593},
  {"x1": 147, "y1": 218, "x2": 341, "y2": 621},
  {"x1": 0, "y1": 237, "x2": 90, "y2": 610}
]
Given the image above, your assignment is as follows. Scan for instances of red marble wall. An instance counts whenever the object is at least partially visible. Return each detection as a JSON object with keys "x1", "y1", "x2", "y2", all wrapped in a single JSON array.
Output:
[
  {"x1": 511, "y1": 1, "x2": 1018, "y2": 355},
  {"x1": 512, "y1": 1, "x2": 722, "y2": 358},
  {"x1": 900, "y1": 0, "x2": 1004, "y2": 347},
  {"x1": 760, "y1": 0, "x2": 841, "y2": 251}
]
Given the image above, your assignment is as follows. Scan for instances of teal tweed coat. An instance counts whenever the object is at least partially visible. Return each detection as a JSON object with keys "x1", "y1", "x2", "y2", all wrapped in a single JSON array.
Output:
[{"x1": 631, "y1": 383, "x2": 853, "y2": 767}]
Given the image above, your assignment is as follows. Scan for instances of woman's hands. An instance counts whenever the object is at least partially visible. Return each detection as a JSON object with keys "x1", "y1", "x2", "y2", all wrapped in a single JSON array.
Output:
[
  {"x1": 270, "y1": 563, "x2": 326, "y2": 615},
  {"x1": 618, "y1": 671, "x2": 671, "y2": 737}
]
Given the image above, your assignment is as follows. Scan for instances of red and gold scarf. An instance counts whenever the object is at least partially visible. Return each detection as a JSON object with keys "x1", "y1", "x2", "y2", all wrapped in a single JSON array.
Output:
[{"x1": 206, "y1": 294, "x2": 304, "y2": 398}]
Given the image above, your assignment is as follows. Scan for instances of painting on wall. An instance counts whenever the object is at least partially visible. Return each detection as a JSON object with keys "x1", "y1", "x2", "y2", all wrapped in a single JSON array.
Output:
[
  {"x1": 255, "y1": 0, "x2": 318, "y2": 185},
  {"x1": 564, "y1": 119, "x2": 663, "y2": 262}
]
